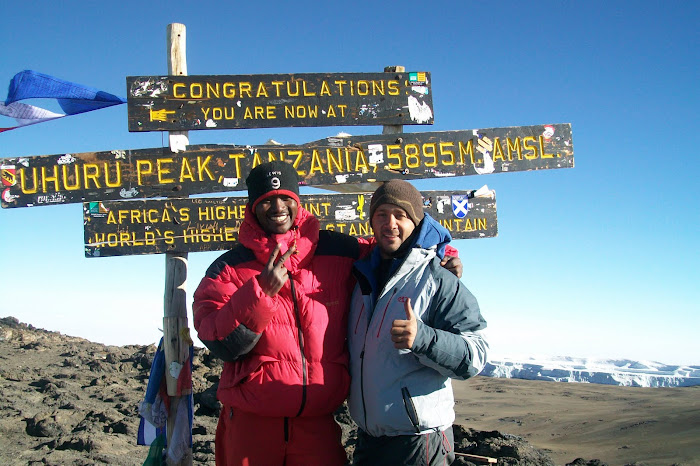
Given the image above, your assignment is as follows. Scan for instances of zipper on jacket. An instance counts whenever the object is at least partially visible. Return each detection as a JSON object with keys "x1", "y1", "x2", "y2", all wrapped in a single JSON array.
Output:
[
  {"x1": 288, "y1": 274, "x2": 307, "y2": 417},
  {"x1": 375, "y1": 289, "x2": 397, "y2": 338},
  {"x1": 360, "y1": 349, "x2": 368, "y2": 428},
  {"x1": 401, "y1": 387, "x2": 421, "y2": 433}
]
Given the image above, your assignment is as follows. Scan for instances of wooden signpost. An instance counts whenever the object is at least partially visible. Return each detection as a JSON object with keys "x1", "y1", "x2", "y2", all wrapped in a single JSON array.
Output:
[
  {"x1": 83, "y1": 190, "x2": 498, "y2": 257},
  {"x1": 127, "y1": 71, "x2": 434, "y2": 131},
  {"x1": 0, "y1": 21, "x2": 576, "y2": 466},
  {"x1": 1, "y1": 123, "x2": 572, "y2": 209}
]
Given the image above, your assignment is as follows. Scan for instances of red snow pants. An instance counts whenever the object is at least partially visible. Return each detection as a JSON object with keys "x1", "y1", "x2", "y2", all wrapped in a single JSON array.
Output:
[{"x1": 215, "y1": 406, "x2": 347, "y2": 466}]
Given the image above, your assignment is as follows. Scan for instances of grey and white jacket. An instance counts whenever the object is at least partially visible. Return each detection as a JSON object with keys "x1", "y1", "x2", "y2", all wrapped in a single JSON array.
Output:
[{"x1": 347, "y1": 213, "x2": 488, "y2": 437}]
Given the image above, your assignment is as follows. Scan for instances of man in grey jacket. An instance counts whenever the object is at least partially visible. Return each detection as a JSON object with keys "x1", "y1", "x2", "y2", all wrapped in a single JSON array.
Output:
[{"x1": 347, "y1": 180, "x2": 489, "y2": 466}]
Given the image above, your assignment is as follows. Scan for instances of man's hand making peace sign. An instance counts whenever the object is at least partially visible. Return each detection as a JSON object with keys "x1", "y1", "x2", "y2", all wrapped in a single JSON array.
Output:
[{"x1": 257, "y1": 243, "x2": 297, "y2": 297}]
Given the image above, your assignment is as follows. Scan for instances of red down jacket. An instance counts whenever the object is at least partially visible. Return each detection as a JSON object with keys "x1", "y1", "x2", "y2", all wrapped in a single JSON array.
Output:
[{"x1": 193, "y1": 206, "x2": 370, "y2": 418}]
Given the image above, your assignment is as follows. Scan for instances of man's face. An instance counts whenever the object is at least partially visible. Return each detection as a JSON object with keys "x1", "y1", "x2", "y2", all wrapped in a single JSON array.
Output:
[
  {"x1": 371, "y1": 204, "x2": 416, "y2": 258},
  {"x1": 254, "y1": 195, "x2": 298, "y2": 234}
]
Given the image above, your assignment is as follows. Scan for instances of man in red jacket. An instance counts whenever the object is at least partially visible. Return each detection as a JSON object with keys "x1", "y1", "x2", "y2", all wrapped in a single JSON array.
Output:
[{"x1": 193, "y1": 161, "x2": 461, "y2": 465}]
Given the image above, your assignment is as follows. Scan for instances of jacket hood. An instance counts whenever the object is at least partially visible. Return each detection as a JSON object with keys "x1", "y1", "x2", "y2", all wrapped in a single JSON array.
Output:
[
  {"x1": 412, "y1": 212, "x2": 451, "y2": 258},
  {"x1": 238, "y1": 205, "x2": 319, "y2": 273}
]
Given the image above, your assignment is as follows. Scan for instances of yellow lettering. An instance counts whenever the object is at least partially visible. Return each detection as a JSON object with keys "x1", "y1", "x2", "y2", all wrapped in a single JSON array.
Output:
[
  {"x1": 62, "y1": 164, "x2": 80, "y2": 191},
  {"x1": 405, "y1": 144, "x2": 420, "y2": 168},
  {"x1": 439, "y1": 142, "x2": 455, "y2": 166},
  {"x1": 190, "y1": 83, "x2": 203, "y2": 98},
  {"x1": 539, "y1": 135, "x2": 555, "y2": 158},
  {"x1": 130, "y1": 209, "x2": 142, "y2": 223},
  {"x1": 104, "y1": 162, "x2": 121, "y2": 188},
  {"x1": 145, "y1": 231, "x2": 155, "y2": 245},
  {"x1": 239, "y1": 82, "x2": 252, "y2": 98},
  {"x1": 387, "y1": 144, "x2": 402, "y2": 169},
  {"x1": 223, "y1": 82, "x2": 236, "y2": 98},
  {"x1": 287, "y1": 81, "x2": 300, "y2": 97},
  {"x1": 136, "y1": 160, "x2": 153, "y2": 185},
  {"x1": 306, "y1": 202, "x2": 320, "y2": 216},
  {"x1": 492, "y1": 138, "x2": 506, "y2": 162},
  {"x1": 197, "y1": 156, "x2": 214, "y2": 181},
  {"x1": 354, "y1": 149, "x2": 369, "y2": 173},
  {"x1": 83, "y1": 164, "x2": 101, "y2": 189},
  {"x1": 173, "y1": 83, "x2": 186, "y2": 98},
  {"x1": 320, "y1": 81, "x2": 331, "y2": 96},
  {"x1": 206, "y1": 82, "x2": 220, "y2": 98},
  {"x1": 327, "y1": 148, "x2": 343, "y2": 174},
  {"x1": 458, "y1": 140, "x2": 476, "y2": 165},
  {"x1": 228, "y1": 153, "x2": 245, "y2": 178},
  {"x1": 157, "y1": 158, "x2": 174, "y2": 184},
  {"x1": 506, "y1": 138, "x2": 522, "y2": 160},
  {"x1": 387, "y1": 80, "x2": 400, "y2": 95},
  {"x1": 180, "y1": 157, "x2": 195, "y2": 182},
  {"x1": 19, "y1": 168, "x2": 38, "y2": 194},
  {"x1": 271, "y1": 81, "x2": 284, "y2": 96},
  {"x1": 302, "y1": 81, "x2": 315, "y2": 96},
  {"x1": 309, "y1": 150, "x2": 324, "y2": 175},
  {"x1": 357, "y1": 80, "x2": 369, "y2": 96},
  {"x1": 522, "y1": 136, "x2": 538, "y2": 160},
  {"x1": 287, "y1": 150, "x2": 304, "y2": 175}
]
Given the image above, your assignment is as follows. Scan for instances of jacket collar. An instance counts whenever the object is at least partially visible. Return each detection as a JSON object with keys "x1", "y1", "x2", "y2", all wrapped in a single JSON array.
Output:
[
  {"x1": 353, "y1": 213, "x2": 451, "y2": 295},
  {"x1": 239, "y1": 205, "x2": 319, "y2": 273}
]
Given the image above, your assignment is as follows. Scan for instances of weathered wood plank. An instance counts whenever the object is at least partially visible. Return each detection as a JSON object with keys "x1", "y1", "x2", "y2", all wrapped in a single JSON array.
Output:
[
  {"x1": 126, "y1": 71, "x2": 433, "y2": 131},
  {"x1": 83, "y1": 190, "x2": 497, "y2": 257},
  {"x1": 1, "y1": 123, "x2": 572, "y2": 208}
]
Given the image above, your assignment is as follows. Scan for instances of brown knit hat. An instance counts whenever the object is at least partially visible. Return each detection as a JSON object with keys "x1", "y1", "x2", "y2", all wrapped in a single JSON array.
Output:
[{"x1": 369, "y1": 180, "x2": 424, "y2": 225}]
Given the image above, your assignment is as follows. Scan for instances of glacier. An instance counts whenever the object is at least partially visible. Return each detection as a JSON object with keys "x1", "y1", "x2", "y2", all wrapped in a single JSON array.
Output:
[{"x1": 482, "y1": 355, "x2": 700, "y2": 387}]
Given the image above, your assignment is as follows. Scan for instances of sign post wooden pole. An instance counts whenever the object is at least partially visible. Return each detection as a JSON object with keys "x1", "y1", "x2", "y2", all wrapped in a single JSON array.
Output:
[{"x1": 163, "y1": 22, "x2": 193, "y2": 466}]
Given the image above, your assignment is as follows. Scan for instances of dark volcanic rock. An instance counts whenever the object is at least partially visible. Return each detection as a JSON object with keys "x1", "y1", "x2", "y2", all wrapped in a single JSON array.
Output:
[{"x1": 0, "y1": 316, "x2": 590, "y2": 465}]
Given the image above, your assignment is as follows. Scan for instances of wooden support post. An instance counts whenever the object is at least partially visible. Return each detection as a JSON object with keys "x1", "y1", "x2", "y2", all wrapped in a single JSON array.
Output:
[
  {"x1": 382, "y1": 65, "x2": 405, "y2": 135},
  {"x1": 163, "y1": 22, "x2": 193, "y2": 466}
]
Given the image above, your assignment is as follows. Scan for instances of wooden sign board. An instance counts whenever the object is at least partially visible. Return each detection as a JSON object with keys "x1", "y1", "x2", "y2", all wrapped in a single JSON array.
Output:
[
  {"x1": 126, "y1": 72, "x2": 434, "y2": 131},
  {"x1": 1, "y1": 123, "x2": 571, "y2": 208},
  {"x1": 83, "y1": 190, "x2": 497, "y2": 257}
]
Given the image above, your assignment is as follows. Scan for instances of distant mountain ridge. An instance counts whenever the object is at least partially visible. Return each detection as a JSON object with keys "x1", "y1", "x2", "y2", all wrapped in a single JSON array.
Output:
[{"x1": 483, "y1": 356, "x2": 700, "y2": 387}]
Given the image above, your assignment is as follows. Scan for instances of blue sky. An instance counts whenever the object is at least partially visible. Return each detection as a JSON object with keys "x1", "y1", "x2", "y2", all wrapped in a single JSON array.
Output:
[{"x1": 1, "y1": 1, "x2": 698, "y2": 365}]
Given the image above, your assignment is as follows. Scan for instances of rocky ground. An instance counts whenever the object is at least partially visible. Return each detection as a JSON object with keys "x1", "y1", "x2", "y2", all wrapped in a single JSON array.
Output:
[{"x1": 0, "y1": 317, "x2": 691, "y2": 465}]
